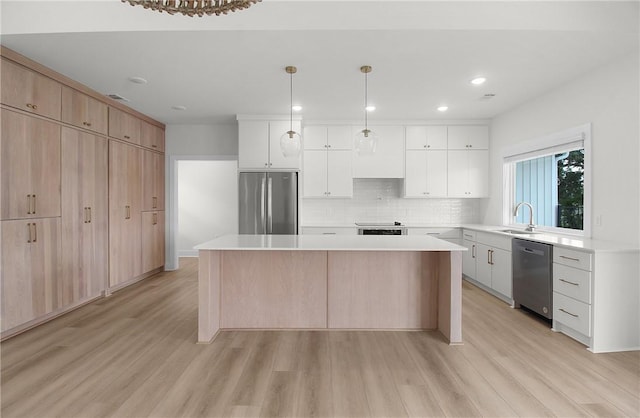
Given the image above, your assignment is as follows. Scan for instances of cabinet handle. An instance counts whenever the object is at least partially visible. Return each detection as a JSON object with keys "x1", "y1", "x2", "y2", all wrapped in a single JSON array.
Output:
[
  {"x1": 559, "y1": 278, "x2": 579, "y2": 286},
  {"x1": 487, "y1": 249, "x2": 491, "y2": 265},
  {"x1": 83, "y1": 121, "x2": 92, "y2": 127},
  {"x1": 427, "y1": 145, "x2": 431, "y2": 148},
  {"x1": 490, "y1": 249, "x2": 494, "y2": 265},
  {"x1": 27, "y1": 194, "x2": 32, "y2": 214},
  {"x1": 84, "y1": 207, "x2": 88, "y2": 223},
  {"x1": 88, "y1": 207, "x2": 92, "y2": 223},
  {"x1": 559, "y1": 255, "x2": 580, "y2": 262},
  {"x1": 32, "y1": 194, "x2": 36, "y2": 214},
  {"x1": 152, "y1": 196, "x2": 157, "y2": 209},
  {"x1": 31, "y1": 223, "x2": 37, "y2": 243},
  {"x1": 125, "y1": 205, "x2": 131, "y2": 220},
  {"x1": 471, "y1": 244, "x2": 476, "y2": 259},
  {"x1": 327, "y1": 144, "x2": 331, "y2": 148},
  {"x1": 26, "y1": 103, "x2": 38, "y2": 110},
  {"x1": 27, "y1": 223, "x2": 32, "y2": 243},
  {"x1": 124, "y1": 135, "x2": 131, "y2": 139},
  {"x1": 153, "y1": 213, "x2": 158, "y2": 225},
  {"x1": 559, "y1": 308, "x2": 579, "y2": 318},
  {"x1": 152, "y1": 144, "x2": 157, "y2": 148}
]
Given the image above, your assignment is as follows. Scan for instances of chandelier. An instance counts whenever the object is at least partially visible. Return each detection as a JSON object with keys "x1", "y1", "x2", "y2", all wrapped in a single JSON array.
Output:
[{"x1": 121, "y1": 0, "x2": 261, "y2": 17}]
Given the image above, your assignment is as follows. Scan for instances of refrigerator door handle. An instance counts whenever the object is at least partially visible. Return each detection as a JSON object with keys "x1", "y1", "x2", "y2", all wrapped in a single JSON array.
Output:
[
  {"x1": 267, "y1": 176, "x2": 273, "y2": 234},
  {"x1": 261, "y1": 176, "x2": 267, "y2": 233}
]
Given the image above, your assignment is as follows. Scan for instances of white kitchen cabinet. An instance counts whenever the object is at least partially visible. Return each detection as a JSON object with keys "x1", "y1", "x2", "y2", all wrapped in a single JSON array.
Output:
[
  {"x1": 352, "y1": 125, "x2": 404, "y2": 178},
  {"x1": 303, "y1": 149, "x2": 352, "y2": 197},
  {"x1": 404, "y1": 150, "x2": 447, "y2": 197},
  {"x1": 238, "y1": 119, "x2": 301, "y2": 169},
  {"x1": 304, "y1": 125, "x2": 352, "y2": 150},
  {"x1": 447, "y1": 149, "x2": 489, "y2": 197},
  {"x1": 462, "y1": 230, "x2": 512, "y2": 303},
  {"x1": 405, "y1": 126, "x2": 447, "y2": 150},
  {"x1": 447, "y1": 125, "x2": 489, "y2": 150}
]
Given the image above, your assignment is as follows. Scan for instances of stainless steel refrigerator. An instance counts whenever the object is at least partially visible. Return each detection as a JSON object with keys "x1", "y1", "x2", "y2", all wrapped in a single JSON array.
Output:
[{"x1": 239, "y1": 172, "x2": 298, "y2": 234}]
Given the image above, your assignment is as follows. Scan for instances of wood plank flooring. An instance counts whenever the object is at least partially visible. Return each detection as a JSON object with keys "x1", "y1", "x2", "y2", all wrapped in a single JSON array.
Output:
[{"x1": 2, "y1": 257, "x2": 639, "y2": 417}]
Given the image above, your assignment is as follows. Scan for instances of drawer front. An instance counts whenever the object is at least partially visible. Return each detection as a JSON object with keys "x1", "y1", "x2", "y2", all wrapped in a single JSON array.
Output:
[
  {"x1": 408, "y1": 227, "x2": 461, "y2": 239},
  {"x1": 553, "y1": 263, "x2": 591, "y2": 304},
  {"x1": 462, "y1": 229, "x2": 477, "y2": 241},
  {"x1": 301, "y1": 227, "x2": 357, "y2": 235},
  {"x1": 553, "y1": 247, "x2": 592, "y2": 271},
  {"x1": 553, "y1": 292, "x2": 591, "y2": 337},
  {"x1": 475, "y1": 231, "x2": 512, "y2": 251}
]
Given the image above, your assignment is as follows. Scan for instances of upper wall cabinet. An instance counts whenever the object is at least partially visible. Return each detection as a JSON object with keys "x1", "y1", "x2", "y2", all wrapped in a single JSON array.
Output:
[
  {"x1": 405, "y1": 126, "x2": 447, "y2": 150},
  {"x1": 447, "y1": 126, "x2": 489, "y2": 150},
  {"x1": 238, "y1": 119, "x2": 301, "y2": 170},
  {"x1": 304, "y1": 125, "x2": 352, "y2": 150},
  {"x1": 140, "y1": 120, "x2": 165, "y2": 152},
  {"x1": 61, "y1": 86, "x2": 108, "y2": 135},
  {"x1": 352, "y1": 125, "x2": 404, "y2": 178},
  {"x1": 109, "y1": 107, "x2": 141, "y2": 145},
  {"x1": 1, "y1": 58, "x2": 61, "y2": 120}
]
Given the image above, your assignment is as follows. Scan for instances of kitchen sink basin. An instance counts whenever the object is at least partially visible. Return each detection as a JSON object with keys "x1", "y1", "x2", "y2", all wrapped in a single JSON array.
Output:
[{"x1": 498, "y1": 229, "x2": 540, "y2": 235}]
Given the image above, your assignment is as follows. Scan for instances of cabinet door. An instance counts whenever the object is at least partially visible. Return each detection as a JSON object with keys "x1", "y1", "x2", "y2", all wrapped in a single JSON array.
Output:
[
  {"x1": 447, "y1": 150, "x2": 468, "y2": 198},
  {"x1": 238, "y1": 120, "x2": 269, "y2": 169},
  {"x1": 303, "y1": 150, "x2": 327, "y2": 197},
  {"x1": 140, "y1": 120, "x2": 165, "y2": 152},
  {"x1": 109, "y1": 141, "x2": 142, "y2": 287},
  {"x1": 425, "y1": 150, "x2": 448, "y2": 197},
  {"x1": 1, "y1": 58, "x2": 61, "y2": 120},
  {"x1": 327, "y1": 150, "x2": 353, "y2": 197},
  {"x1": 475, "y1": 243, "x2": 493, "y2": 288},
  {"x1": 1, "y1": 217, "x2": 61, "y2": 332},
  {"x1": 61, "y1": 128, "x2": 108, "y2": 305},
  {"x1": 353, "y1": 125, "x2": 404, "y2": 178},
  {"x1": 490, "y1": 247, "x2": 512, "y2": 298},
  {"x1": 404, "y1": 150, "x2": 427, "y2": 197},
  {"x1": 467, "y1": 150, "x2": 489, "y2": 197},
  {"x1": 142, "y1": 150, "x2": 165, "y2": 211},
  {"x1": 327, "y1": 126, "x2": 352, "y2": 150},
  {"x1": 406, "y1": 126, "x2": 447, "y2": 150},
  {"x1": 1, "y1": 110, "x2": 61, "y2": 220},
  {"x1": 269, "y1": 120, "x2": 301, "y2": 169},
  {"x1": 447, "y1": 126, "x2": 489, "y2": 150},
  {"x1": 462, "y1": 239, "x2": 476, "y2": 279},
  {"x1": 142, "y1": 211, "x2": 165, "y2": 273},
  {"x1": 61, "y1": 86, "x2": 108, "y2": 135},
  {"x1": 109, "y1": 107, "x2": 140, "y2": 145},
  {"x1": 303, "y1": 126, "x2": 327, "y2": 150}
]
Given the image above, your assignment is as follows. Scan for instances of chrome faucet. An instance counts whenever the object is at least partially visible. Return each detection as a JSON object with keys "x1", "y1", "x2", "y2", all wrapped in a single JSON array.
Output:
[{"x1": 514, "y1": 202, "x2": 536, "y2": 232}]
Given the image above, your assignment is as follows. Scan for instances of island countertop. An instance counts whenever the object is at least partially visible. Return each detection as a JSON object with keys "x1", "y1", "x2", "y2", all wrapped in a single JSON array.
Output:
[{"x1": 194, "y1": 234, "x2": 467, "y2": 252}]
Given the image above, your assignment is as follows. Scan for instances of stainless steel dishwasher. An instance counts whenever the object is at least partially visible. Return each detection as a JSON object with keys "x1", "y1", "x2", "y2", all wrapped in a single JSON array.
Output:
[{"x1": 512, "y1": 238, "x2": 553, "y2": 319}]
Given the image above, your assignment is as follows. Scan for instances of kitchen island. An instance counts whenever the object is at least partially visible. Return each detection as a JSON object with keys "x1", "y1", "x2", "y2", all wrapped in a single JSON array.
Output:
[{"x1": 195, "y1": 234, "x2": 466, "y2": 345}]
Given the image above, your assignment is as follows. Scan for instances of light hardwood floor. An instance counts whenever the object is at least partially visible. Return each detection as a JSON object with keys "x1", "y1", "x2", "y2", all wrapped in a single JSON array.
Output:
[{"x1": 1, "y1": 257, "x2": 639, "y2": 417}]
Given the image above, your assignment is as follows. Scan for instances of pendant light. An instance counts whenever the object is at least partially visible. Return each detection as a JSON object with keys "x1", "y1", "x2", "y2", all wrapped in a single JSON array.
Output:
[
  {"x1": 280, "y1": 66, "x2": 302, "y2": 158},
  {"x1": 354, "y1": 65, "x2": 378, "y2": 155}
]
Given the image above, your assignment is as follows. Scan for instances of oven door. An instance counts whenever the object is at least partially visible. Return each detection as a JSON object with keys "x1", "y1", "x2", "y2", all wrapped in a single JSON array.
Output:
[{"x1": 358, "y1": 228, "x2": 406, "y2": 235}]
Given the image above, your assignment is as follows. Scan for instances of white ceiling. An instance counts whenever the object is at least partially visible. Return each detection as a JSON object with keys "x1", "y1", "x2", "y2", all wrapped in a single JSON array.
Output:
[{"x1": 1, "y1": 1, "x2": 638, "y2": 125}]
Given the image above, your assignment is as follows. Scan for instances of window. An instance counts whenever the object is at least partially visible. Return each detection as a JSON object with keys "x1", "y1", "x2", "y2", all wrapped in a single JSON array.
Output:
[{"x1": 503, "y1": 125, "x2": 591, "y2": 236}]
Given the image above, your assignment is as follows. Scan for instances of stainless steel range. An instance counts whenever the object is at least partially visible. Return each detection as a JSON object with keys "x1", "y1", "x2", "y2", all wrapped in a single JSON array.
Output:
[{"x1": 355, "y1": 222, "x2": 407, "y2": 235}]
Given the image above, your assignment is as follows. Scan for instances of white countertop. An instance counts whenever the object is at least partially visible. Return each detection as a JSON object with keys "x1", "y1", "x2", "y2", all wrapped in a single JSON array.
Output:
[{"x1": 195, "y1": 234, "x2": 467, "y2": 252}]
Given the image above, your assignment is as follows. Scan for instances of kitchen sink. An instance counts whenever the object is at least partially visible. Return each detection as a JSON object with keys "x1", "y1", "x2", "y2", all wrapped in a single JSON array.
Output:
[{"x1": 498, "y1": 229, "x2": 540, "y2": 235}]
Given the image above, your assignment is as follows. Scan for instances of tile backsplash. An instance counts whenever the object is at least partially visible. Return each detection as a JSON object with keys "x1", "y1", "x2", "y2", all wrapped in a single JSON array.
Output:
[{"x1": 302, "y1": 179, "x2": 481, "y2": 225}]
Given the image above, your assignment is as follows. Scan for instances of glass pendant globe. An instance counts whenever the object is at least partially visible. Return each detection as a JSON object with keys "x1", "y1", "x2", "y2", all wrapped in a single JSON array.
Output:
[
  {"x1": 280, "y1": 130, "x2": 302, "y2": 158},
  {"x1": 354, "y1": 128, "x2": 378, "y2": 156}
]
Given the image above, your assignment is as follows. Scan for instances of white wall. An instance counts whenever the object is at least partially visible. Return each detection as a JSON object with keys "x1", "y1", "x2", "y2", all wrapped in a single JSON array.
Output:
[
  {"x1": 177, "y1": 160, "x2": 238, "y2": 256},
  {"x1": 484, "y1": 52, "x2": 639, "y2": 246}
]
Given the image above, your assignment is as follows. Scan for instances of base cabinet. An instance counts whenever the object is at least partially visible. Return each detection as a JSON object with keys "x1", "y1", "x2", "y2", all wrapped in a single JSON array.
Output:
[{"x1": 462, "y1": 230, "x2": 512, "y2": 302}]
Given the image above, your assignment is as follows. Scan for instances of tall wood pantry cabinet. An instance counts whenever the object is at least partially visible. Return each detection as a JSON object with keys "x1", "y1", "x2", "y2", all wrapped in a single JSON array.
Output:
[{"x1": 0, "y1": 47, "x2": 165, "y2": 339}]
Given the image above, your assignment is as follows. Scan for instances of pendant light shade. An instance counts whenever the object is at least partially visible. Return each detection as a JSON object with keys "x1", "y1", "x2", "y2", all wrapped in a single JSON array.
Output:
[
  {"x1": 355, "y1": 65, "x2": 377, "y2": 156},
  {"x1": 280, "y1": 66, "x2": 302, "y2": 158}
]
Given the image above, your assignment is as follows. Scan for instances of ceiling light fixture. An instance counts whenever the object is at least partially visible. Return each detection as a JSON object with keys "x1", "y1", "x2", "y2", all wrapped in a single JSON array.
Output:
[
  {"x1": 172, "y1": 105, "x2": 187, "y2": 111},
  {"x1": 121, "y1": 0, "x2": 261, "y2": 17},
  {"x1": 437, "y1": 105, "x2": 449, "y2": 112},
  {"x1": 280, "y1": 66, "x2": 302, "y2": 158},
  {"x1": 365, "y1": 105, "x2": 376, "y2": 112},
  {"x1": 128, "y1": 76, "x2": 147, "y2": 84},
  {"x1": 470, "y1": 76, "x2": 487, "y2": 85},
  {"x1": 292, "y1": 105, "x2": 303, "y2": 112},
  {"x1": 354, "y1": 65, "x2": 378, "y2": 156}
]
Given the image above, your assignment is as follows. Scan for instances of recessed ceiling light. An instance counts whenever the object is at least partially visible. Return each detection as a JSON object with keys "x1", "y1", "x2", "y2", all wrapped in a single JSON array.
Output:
[
  {"x1": 128, "y1": 76, "x2": 148, "y2": 84},
  {"x1": 437, "y1": 105, "x2": 449, "y2": 112},
  {"x1": 365, "y1": 105, "x2": 376, "y2": 112},
  {"x1": 292, "y1": 105, "x2": 302, "y2": 112},
  {"x1": 470, "y1": 77, "x2": 487, "y2": 85},
  {"x1": 171, "y1": 105, "x2": 187, "y2": 111}
]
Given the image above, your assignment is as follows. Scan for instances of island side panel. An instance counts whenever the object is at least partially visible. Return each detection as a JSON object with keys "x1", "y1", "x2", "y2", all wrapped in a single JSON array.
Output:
[
  {"x1": 221, "y1": 250, "x2": 327, "y2": 329},
  {"x1": 198, "y1": 250, "x2": 221, "y2": 343},
  {"x1": 327, "y1": 251, "x2": 436, "y2": 329},
  {"x1": 437, "y1": 251, "x2": 462, "y2": 344}
]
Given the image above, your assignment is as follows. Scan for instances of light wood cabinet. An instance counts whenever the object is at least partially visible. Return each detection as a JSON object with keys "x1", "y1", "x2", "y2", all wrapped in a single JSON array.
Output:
[
  {"x1": 142, "y1": 149, "x2": 165, "y2": 211},
  {"x1": 1, "y1": 217, "x2": 62, "y2": 332},
  {"x1": 142, "y1": 211, "x2": 165, "y2": 273},
  {"x1": 447, "y1": 149, "x2": 489, "y2": 197},
  {"x1": 303, "y1": 149, "x2": 352, "y2": 198},
  {"x1": 404, "y1": 149, "x2": 447, "y2": 197},
  {"x1": 140, "y1": 120, "x2": 165, "y2": 152},
  {"x1": 405, "y1": 126, "x2": 447, "y2": 150},
  {"x1": 109, "y1": 107, "x2": 141, "y2": 145},
  {"x1": 61, "y1": 86, "x2": 108, "y2": 135},
  {"x1": 61, "y1": 127, "x2": 108, "y2": 306},
  {"x1": 1, "y1": 58, "x2": 61, "y2": 120},
  {"x1": 1, "y1": 110, "x2": 61, "y2": 220},
  {"x1": 109, "y1": 140, "x2": 142, "y2": 287}
]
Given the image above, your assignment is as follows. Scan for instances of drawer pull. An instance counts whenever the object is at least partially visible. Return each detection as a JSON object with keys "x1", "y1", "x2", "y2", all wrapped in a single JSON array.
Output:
[
  {"x1": 464, "y1": 233, "x2": 473, "y2": 238},
  {"x1": 83, "y1": 121, "x2": 92, "y2": 127},
  {"x1": 559, "y1": 308, "x2": 578, "y2": 318},
  {"x1": 124, "y1": 135, "x2": 131, "y2": 139},
  {"x1": 559, "y1": 278, "x2": 579, "y2": 286},
  {"x1": 559, "y1": 255, "x2": 580, "y2": 262},
  {"x1": 26, "y1": 103, "x2": 38, "y2": 110}
]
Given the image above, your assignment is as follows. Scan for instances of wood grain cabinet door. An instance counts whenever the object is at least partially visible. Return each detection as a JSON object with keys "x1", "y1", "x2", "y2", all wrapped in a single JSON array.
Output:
[
  {"x1": 140, "y1": 121, "x2": 165, "y2": 152},
  {"x1": 1, "y1": 110, "x2": 61, "y2": 220},
  {"x1": 142, "y1": 211, "x2": 165, "y2": 273},
  {"x1": 142, "y1": 149, "x2": 165, "y2": 211},
  {"x1": 1, "y1": 217, "x2": 62, "y2": 332},
  {"x1": 61, "y1": 86, "x2": 108, "y2": 135},
  {"x1": 61, "y1": 127, "x2": 108, "y2": 305},
  {"x1": 108, "y1": 107, "x2": 140, "y2": 145},
  {"x1": 1, "y1": 58, "x2": 61, "y2": 120}
]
